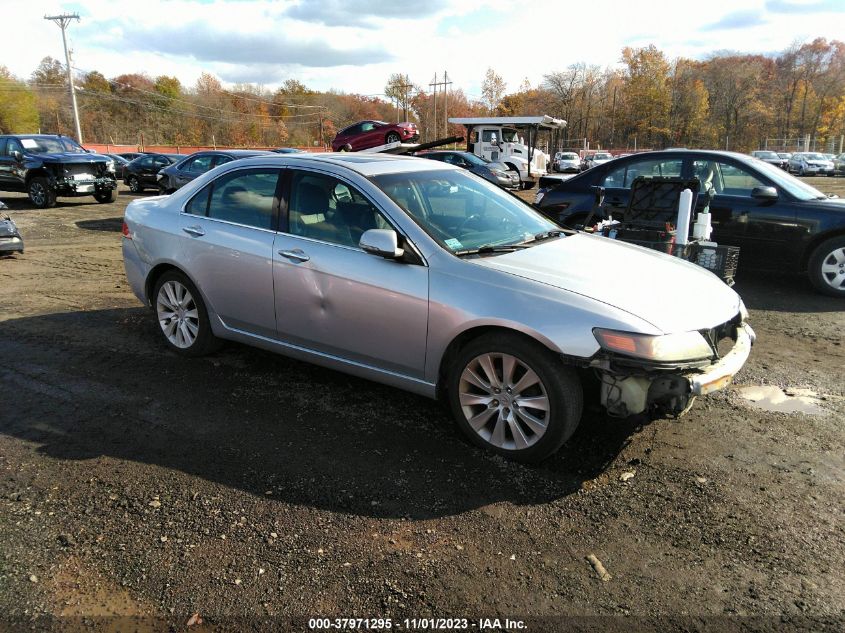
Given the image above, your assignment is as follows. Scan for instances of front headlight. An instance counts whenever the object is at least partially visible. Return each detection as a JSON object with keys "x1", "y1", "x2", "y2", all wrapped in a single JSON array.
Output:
[
  {"x1": 490, "y1": 168, "x2": 507, "y2": 177},
  {"x1": 593, "y1": 328, "x2": 713, "y2": 362}
]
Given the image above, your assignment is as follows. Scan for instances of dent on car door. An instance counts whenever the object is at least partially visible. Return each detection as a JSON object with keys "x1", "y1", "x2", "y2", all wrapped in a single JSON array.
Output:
[
  {"x1": 696, "y1": 159, "x2": 800, "y2": 270},
  {"x1": 179, "y1": 167, "x2": 282, "y2": 337},
  {"x1": 272, "y1": 169, "x2": 429, "y2": 377}
]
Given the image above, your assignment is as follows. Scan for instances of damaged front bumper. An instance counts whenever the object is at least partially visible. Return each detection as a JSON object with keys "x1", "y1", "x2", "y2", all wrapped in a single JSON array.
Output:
[
  {"x1": 594, "y1": 322, "x2": 755, "y2": 417},
  {"x1": 0, "y1": 216, "x2": 24, "y2": 254},
  {"x1": 55, "y1": 176, "x2": 117, "y2": 196}
]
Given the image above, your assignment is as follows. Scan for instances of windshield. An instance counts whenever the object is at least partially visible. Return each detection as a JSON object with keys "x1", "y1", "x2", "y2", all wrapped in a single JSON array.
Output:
[
  {"x1": 560, "y1": 153, "x2": 579, "y2": 160},
  {"x1": 801, "y1": 153, "x2": 828, "y2": 160},
  {"x1": 463, "y1": 153, "x2": 490, "y2": 166},
  {"x1": 755, "y1": 151, "x2": 779, "y2": 158},
  {"x1": 372, "y1": 169, "x2": 560, "y2": 253},
  {"x1": 753, "y1": 160, "x2": 827, "y2": 200},
  {"x1": 19, "y1": 136, "x2": 86, "y2": 154},
  {"x1": 500, "y1": 128, "x2": 520, "y2": 143},
  {"x1": 593, "y1": 153, "x2": 612, "y2": 160}
]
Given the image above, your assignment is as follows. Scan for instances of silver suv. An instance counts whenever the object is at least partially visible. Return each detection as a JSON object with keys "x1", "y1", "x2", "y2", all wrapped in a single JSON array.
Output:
[{"x1": 122, "y1": 154, "x2": 753, "y2": 462}]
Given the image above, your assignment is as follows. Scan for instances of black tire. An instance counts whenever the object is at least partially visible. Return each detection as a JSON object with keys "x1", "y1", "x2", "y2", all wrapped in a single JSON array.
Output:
[
  {"x1": 808, "y1": 236, "x2": 845, "y2": 297},
  {"x1": 152, "y1": 270, "x2": 221, "y2": 356},
  {"x1": 521, "y1": 180, "x2": 535, "y2": 190},
  {"x1": 94, "y1": 188, "x2": 117, "y2": 203},
  {"x1": 28, "y1": 177, "x2": 57, "y2": 209},
  {"x1": 128, "y1": 176, "x2": 142, "y2": 193},
  {"x1": 447, "y1": 332, "x2": 583, "y2": 463},
  {"x1": 385, "y1": 132, "x2": 401, "y2": 144}
]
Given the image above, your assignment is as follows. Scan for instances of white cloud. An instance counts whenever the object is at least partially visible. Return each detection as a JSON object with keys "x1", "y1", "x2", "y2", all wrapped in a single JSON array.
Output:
[{"x1": 3, "y1": 0, "x2": 843, "y2": 98}]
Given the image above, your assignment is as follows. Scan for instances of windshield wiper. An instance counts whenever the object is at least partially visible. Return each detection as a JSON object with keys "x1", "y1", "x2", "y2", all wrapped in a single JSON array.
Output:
[{"x1": 454, "y1": 243, "x2": 531, "y2": 257}]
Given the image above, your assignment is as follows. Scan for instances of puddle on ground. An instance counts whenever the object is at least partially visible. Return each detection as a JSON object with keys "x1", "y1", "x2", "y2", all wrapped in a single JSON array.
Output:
[{"x1": 736, "y1": 385, "x2": 828, "y2": 415}]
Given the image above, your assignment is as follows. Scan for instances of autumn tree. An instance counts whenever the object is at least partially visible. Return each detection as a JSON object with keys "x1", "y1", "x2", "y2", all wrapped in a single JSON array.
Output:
[
  {"x1": 0, "y1": 67, "x2": 38, "y2": 132},
  {"x1": 619, "y1": 45, "x2": 672, "y2": 148},
  {"x1": 481, "y1": 68, "x2": 506, "y2": 115}
]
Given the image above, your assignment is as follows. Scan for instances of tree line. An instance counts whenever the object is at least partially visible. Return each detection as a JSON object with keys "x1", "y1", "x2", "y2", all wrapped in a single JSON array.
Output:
[{"x1": 0, "y1": 38, "x2": 843, "y2": 153}]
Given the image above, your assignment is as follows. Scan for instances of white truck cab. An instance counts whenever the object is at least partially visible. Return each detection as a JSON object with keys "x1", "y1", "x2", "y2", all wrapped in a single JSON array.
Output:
[{"x1": 449, "y1": 116, "x2": 567, "y2": 189}]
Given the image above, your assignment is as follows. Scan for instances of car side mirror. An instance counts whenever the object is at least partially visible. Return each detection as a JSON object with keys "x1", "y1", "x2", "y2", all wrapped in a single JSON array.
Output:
[
  {"x1": 11, "y1": 150, "x2": 22, "y2": 162},
  {"x1": 751, "y1": 186, "x2": 778, "y2": 201},
  {"x1": 359, "y1": 229, "x2": 404, "y2": 259}
]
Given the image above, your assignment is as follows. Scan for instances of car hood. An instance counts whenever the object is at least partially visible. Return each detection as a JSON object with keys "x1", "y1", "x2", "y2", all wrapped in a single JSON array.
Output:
[
  {"x1": 472, "y1": 234, "x2": 742, "y2": 333},
  {"x1": 26, "y1": 152, "x2": 109, "y2": 164}
]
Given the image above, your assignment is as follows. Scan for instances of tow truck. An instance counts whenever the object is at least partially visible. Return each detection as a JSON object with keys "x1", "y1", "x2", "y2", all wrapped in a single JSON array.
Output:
[{"x1": 447, "y1": 116, "x2": 567, "y2": 189}]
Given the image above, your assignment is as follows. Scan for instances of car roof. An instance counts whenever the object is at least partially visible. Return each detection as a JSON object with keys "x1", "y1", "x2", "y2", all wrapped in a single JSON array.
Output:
[
  {"x1": 245, "y1": 152, "x2": 459, "y2": 177},
  {"x1": 194, "y1": 149, "x2": 273, "y2": 156}
]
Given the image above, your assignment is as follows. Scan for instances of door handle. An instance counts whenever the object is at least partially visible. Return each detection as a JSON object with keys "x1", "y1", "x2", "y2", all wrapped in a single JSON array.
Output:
[
  {"x1": 182, "y1": 225, "x2": 205, "y2": 237},
  {"x1": 278, "y1": 249, "x2": 310, "y2": 262}
]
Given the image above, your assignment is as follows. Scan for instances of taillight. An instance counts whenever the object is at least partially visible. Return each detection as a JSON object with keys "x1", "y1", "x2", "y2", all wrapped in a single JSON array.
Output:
[{"x1": 122, "y1": 221, "x2": 131, "y2": 239}]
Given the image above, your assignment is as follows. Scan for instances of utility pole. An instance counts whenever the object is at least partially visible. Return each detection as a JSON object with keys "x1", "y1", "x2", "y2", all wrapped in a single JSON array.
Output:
[
  {"x1": 44, "y1": 13, "x2": 83, "y2": 143},
  {"x1": 429, "y1": 73, "x2": 451, "y2": 139},
  {"x1": 442, "y1": 71, "x2": 453, "y2": 138},
  {"x1": 429, "y1": 73, "x2": 438, "y2": 142}
]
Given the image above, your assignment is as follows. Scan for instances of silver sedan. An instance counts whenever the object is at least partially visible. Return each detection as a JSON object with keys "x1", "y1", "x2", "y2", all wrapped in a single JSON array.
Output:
[{"x1": 122, "y1": 154, "x2": 753, "y2": 462}]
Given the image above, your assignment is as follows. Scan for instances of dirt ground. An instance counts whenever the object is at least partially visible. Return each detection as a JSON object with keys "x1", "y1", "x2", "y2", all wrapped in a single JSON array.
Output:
[{"x1": 1, "y1": 177, "x2": 844, "y2": 632}]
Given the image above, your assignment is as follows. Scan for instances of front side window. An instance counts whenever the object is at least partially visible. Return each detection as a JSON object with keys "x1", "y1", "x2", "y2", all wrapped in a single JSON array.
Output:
[
  {"x1": 604, "y1": 159, "x2": 683, "y2": 188},
  {"x1": 186, "y1": 155, "x2": 214, "y2": 173},
  {"x1": 287, "y1": 170, "x2": 391, "y2": 247},
  {"x1": 136, "y1": 156, "x2": 154, "y2": 169},
  {"x1": 373, "y1": 169, "x2": 558, "y2": 253},
  {"x1": 693, "y1": 160, "x2": 764, "y2": 197},
  {"x1": 184, "y1": 168, "x2": 279, "y2": 230}
]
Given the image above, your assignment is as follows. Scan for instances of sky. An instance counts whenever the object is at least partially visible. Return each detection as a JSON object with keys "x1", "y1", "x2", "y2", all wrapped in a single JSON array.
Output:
[{"x1": 4, "y1": 0, "x2": 845, "y2": 100}]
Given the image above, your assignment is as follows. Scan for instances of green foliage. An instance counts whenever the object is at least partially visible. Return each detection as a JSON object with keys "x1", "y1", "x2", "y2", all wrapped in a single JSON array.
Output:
[{"x1": 0, "y1": 67, "x2": 39, "y2": 133}]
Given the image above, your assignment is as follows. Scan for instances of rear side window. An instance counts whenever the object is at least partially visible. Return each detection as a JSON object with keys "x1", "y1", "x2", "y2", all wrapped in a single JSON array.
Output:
[
  {"x1": 186, "y1": 155, "x2": 214, "y2": 173},
  {"x1": 184, "y1": 168, "x2": 280, "y2": 230},
  {"x1": 603, "y1": 159, "x2": 683, "y2": 188}
]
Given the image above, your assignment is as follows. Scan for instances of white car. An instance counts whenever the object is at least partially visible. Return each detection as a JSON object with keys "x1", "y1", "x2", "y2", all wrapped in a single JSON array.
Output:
[
  {"x1": 554, "y1": 152, "x2": 581, "y2": 173},
  {"x1": 583, "y1": 152, "x2": 615, "y2": 170}
]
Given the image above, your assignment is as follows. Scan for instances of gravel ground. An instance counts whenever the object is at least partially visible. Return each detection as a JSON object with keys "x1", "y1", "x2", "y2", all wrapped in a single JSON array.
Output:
[{"x1": 0, "y1": 178, "x2": 843, "y2": 632}]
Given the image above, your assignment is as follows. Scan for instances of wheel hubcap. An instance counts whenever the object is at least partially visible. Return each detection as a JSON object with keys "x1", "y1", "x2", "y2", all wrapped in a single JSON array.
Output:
[
  {"x1": 459, "y1": 353, "x2": 550, "y2": 451},
  {"x1": 156, "y1": 281, "x2": 199, "y2": 348},
  {"x1": 820, "y1": 246, "x2": 845, "y2": 290}
]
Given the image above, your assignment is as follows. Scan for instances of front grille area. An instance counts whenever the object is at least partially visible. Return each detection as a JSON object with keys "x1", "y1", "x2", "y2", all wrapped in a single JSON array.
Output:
[
  {"x1": 63, "y1": 162, "x2": 107, "y2": 179},
  {"x1": 700, "y1": 313, "x2": 742, "y2": 359}
]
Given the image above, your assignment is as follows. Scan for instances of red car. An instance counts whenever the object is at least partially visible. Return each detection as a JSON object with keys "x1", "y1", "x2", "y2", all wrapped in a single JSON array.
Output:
[{"x1": 332, "y1": 120, "x2": 419, "y2": 152}]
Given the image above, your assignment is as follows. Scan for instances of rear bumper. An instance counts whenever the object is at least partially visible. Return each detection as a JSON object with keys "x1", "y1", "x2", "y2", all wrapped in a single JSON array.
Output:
[{"x1": 122, "y1": 237, "x2": 150, "y2": 304}]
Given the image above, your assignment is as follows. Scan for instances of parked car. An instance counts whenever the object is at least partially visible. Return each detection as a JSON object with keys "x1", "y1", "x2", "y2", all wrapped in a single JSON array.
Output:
[
  {"x1": 0, "y1": 134, "x2": 118, "y2": 208},
  {"x1": 0, "y1": 201, "x2": 23, "y2": 255},
  {"x1": 777, "y1": 152, "x2": 792, "y2": 161},
  {"x1": 118, "y1": 152, "x2": 146, "y2": 162},
  {"x1": 271, "y1": 147, "x2": 305, "y2": 154},
  {"x1": 419, "y1": 150, "x2": 519, "y2": 189},
  {"x1": 751, "y1": 150, "x2": 788, "y2": 169},
  {"x1": 788, "y1": 152, "x2": 834, "y2": 176},
  {"x1": 123, "y1": 153, "x2": 186, "y2": 193},
  {"x1": 104, "y1": 153, "x2": 131, "y2": 179},
  {"x1": 332, "y1": 120, "x2": 419, "y2": 152},
  {"x1": 157, "y1": 150, "x2": 273, "y2": 194},
  {"x1": 554, "y1": 151, "x2": 581, "y2": 173},
  {"x1": 123, "y1": 153, "x2": 753, "y2": 462},
  {"x1": 534, "y1": 149, "x2": 845, "y2": 297},
  {"x1": 582, "y1": 152, "x2": 614, "y2": 171},
  {"x1": 833, "y1": 153, "x2": 845, "y2": 176}
]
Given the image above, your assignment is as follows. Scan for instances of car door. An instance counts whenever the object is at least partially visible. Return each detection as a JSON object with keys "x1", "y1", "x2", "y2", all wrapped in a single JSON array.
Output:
[
  {"x1": 0, "y1": 138, "x2": 10, "y2": 187},
  {"x1": 357, "y1": 121, "x2": 382, "y2": 150},
  {"x1": 272, "y1": 168, "x2": 429, "y2": 378},
  {"x1": 179, "y1": 167, "x2": 281, "y2": 338},
  {"x1": 695, "y1": 158, "x2": 801, "y2": 270}
]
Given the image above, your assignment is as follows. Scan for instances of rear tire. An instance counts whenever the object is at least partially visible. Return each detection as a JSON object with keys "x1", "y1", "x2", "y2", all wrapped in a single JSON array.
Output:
[
  {"x1": 808, "y1": 236, "x2": 845, "y2": 297},
  {"x1": 447, "y1": 333, "x2": 583, "y2": 463},
  {"x1": 152, "y1": 271, "x2": 221, "y2": 356},
  {"x1": 28, "y1": 177, "x2": 57, "y2": 209}
]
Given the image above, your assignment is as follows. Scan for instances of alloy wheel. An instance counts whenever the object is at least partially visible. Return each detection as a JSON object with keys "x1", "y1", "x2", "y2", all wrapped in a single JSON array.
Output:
[
  {"x1": 30, "y1": 182, "x2": 46, "y2": 206},
  {"x1": 458, "y1": 352, "x2": 550, "y2": 450},
  {"x1": 819, "y1": 245, "x2": 845, "y2": 291},
  {"x1": 156, "y1": 280, "x2": 200, "y2": 348}
]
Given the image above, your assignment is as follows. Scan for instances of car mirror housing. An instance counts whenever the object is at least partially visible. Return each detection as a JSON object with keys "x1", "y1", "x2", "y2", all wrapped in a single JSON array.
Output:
[
  {"x1": 751, "y1": 186, "x2": 778, "y2": 201},
  {"x1": 11, "y1": 150, "x2": 23, "y2": 162},
  {"x1": 359, "y1": 229, "x2": 404, "y2": 259}
]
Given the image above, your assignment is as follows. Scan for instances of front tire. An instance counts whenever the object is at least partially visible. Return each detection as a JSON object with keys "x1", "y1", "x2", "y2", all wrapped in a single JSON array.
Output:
[
  {"x1": 128, "y1": 176, "x2": 142, "y2": 193},
  {"x1": 386, "y1": 132, "x2": 401, "y2": 144},
  {"x1": 447, "y1": 333, "x2": 583, "y2": 463},
  {"x1": 94, "y1": 188, "x2": 117, "y2": 203},
  {"x1": 28, "y1": 177, "x2": 57, "y2": 209},
  {"x1": 808, "y1": 236, "x2": 845, "y2": 297},
  {"x1": 152, "y1": 271, "x2": 221, "y2": 356}
]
